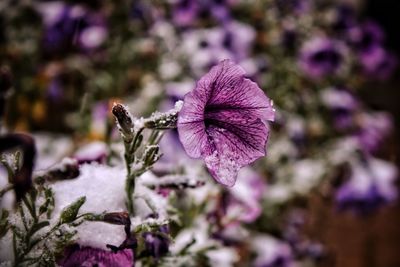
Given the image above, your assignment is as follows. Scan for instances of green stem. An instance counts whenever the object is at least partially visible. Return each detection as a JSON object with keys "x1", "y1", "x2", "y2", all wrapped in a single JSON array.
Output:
[{"x1": 125, "y1": 175, "x2": 135, "y2": 215}]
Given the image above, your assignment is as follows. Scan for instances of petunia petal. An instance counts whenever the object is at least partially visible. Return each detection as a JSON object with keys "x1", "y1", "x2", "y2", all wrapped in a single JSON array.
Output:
[
  {"x1": 203, "y1": 120, "x2": 269, "y2": 186},
  {"x1": 177, "y1": 59, "x2": 274, "y2": 186},
  {"x1": 198, "y1": 59, "x2": 275, "y2": 121},
  {"x1": 177, "y1": 89, "x2": 208, "y2": 158}
]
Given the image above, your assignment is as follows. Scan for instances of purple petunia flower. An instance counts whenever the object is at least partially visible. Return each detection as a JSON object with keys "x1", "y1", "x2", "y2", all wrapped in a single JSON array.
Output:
[
  {"x1": 181, "y1": 21, "x2": 255, "y2": 77},
  {"x1": 320, "y1": 87, "x2": 359, "y2": 130},
  {"x1": 355, "y1": 111, "x2": 393, "y2": 153},
  {"x1": 332, "y1": 4, "x2": 357, "y2": 32},
  {"x1": 252, "y1": 235, "x2": 293, "y2": 267},
  {"x1": 348, "y1": 21, "x2": 385, "y2": 54},
  {"x1": 57, "y1": 245, "x2": 134, "y2": 267},
  {"x1": 209, "y1": 167, "x2": 266, "y2": 227},
  {"x1": 359, "y1": 47, "x2": 397, "y2": 80},
  {"x1": 177, "y1": 60, "x2": 275, "y2": 186},
  {"x1": 226, "y1": 167, "x2": 266, "y2": 223},
  {"x1": 335, "y1": 157, "x2": 398, "y2": 214},
  {"x1": 37, "y1": 1, "x2": 107, "y2": 55},
  {"x1": 142, "y1": 225, "x2": 170, "y2": 260},
  {"x1": 172, "y1": 0, "x2": 234, "y2": 27},
  {"x1": 299, "y1": 37, "x2": 347, "y2": 80},
  {"x1": 347, "y1": 21, "x2": 397, "y2": 79}
]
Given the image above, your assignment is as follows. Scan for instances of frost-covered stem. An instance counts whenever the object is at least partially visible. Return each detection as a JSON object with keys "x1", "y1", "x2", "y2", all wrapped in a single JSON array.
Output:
[
  {"x1": 124, "y1": 127, "x2": 144, "y2": 215},
  {"x1": 13, "y1": 221, "x2": 60, "y2": 266},
  {"x1": 125, "y1": 165, "x2": 147, "y2": 215},
  {"x1": 22, "y1": 195, "x2": 37, "y2": 223},
  {"x1": 126, "y1": 175, "x2": 135, "y2": 215},
  {"x1": 113, "y1": 102, "x2": 182, "y2": 216}
]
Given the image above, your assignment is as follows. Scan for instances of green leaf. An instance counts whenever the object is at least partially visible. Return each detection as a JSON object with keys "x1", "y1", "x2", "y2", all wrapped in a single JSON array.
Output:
[
  {"x1": 0, "y1": 209, "x2": 10, "y2": 238},
  {"x1": 59, "y1": 196, "x2": 86, "y2": 224},
  {"x1": 39, "y1": 187, "x2": 55, "y2": 219},
  {"x1": 29, "y1": 221, "x2": 50, "y2": 236}
]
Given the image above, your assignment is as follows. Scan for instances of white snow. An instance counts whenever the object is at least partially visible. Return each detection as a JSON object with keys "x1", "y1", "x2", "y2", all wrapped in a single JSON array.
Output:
[
  {"x1": 74, "y1": 141, "x2": 107, "y2": 161},
  {"x1": 50, "y1": 163, "x2": 128, "y2": 249},
  {"x1": 48, "y1": 163, "x2": 168, "y2": 250}
]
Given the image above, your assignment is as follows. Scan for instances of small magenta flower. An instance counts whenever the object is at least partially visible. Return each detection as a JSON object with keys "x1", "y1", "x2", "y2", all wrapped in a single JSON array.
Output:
[{"x1": 177, "y1": 60, "x2": 275, "y2": 186}]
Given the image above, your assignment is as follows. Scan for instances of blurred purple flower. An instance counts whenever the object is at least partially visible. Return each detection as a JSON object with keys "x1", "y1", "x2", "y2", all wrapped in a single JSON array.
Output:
[
  {"x1": 58, "y1": 245, "x2": 134, "y2": 267},
  {"x1": 356, "y1": 111, "x2": 393, "y2": 153},
  {"x1": 332, "y1": 4, "x2": 356, "y2": 32},
  {"x1": 347, "y1": 21, "x2": 396, "y2": 79},
  {"x1": 74, "y1": 141, "x2": 108, "y2": 164},
  {"x1": 335, "y1": 157, "x2": 398, "y2": 214},
  {"x1": 172, "y1": 0, "x2": 199, "y2": 27},
  {"x1": 284, "y1": 210, "x2": 325, "y2": 261},
  {"x1": 181, "y1": 22, "x2": 255, "y2": 77},
  {"x1": 320, "y1": 87, "x2": 359, "y2": 130},
  {"x1": 177, "y1": 60, "x2": 275, "y2": 186},
  {"x1": 240, "y1": 56, "x2": 270, "y2": 82},
  {"x1": 172, "y1": 0, "x2": 233, "y2": 27},
  {"x1": 227, "y1": 168, "x2": 265, "y2": 222},
  {"x1": 142, "y1": 225, "x2": 170, "y2": 260},
  {"x1": 299, "y1": 37, "x2": 346, "y2": 80},
  {"x1": 359, "y1": 47, "x2": 397, "y2": 80},
  {"x1": 348, "y1": 21, "x2": 384, "y2": 53},
  {"x1": 217, "y1": 21, "x2": 255, "y2": 61},
  {"x1": 252, "y1": 236, "x2": 293, "y2": 267},
  {"x1": 47, "y1": 76, "x2": 64, "y2": 102},
  {"x1": 37, "y1": 2, "x2": 107, "y2": 55},
  {"x1": 209, "y1": 167, "x2": 266, "y2": 226},
  {"x1": 182, "y1": 28, "x2": 233, "y2": 77}
]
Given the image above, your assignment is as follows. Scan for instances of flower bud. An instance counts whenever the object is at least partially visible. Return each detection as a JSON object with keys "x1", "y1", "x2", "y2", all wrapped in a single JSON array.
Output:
[
  {"x1": 60, "y1": 196, "x2": 86, "y2": 224},
  {"x1": 103, "y1": 212, "x2": 131, "y2": 226},
  {"x1": 112, "y1": 103, "x2": 134, "y2": 142},
  {"x1": 143, "y1": 145, "x2": 161, "y2": 166}
]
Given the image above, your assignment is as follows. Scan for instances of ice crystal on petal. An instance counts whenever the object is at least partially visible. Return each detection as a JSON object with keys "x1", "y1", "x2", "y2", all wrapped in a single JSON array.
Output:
[{"x1": 177, "y1": 59, "x2": 275, "y2": 186}]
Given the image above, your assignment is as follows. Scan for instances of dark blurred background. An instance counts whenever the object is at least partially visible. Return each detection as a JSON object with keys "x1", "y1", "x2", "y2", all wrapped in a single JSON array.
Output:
[{"x1": 313, "y1": 2, "x2": 400, "y2": 267}]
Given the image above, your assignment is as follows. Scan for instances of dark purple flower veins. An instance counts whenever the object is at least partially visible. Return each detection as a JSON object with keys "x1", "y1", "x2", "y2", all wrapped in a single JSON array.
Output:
[{"x1": 178, "y1": 60, "x2": 274, "y2": 186}]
